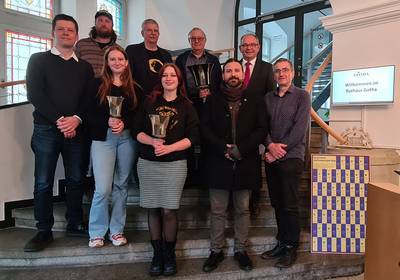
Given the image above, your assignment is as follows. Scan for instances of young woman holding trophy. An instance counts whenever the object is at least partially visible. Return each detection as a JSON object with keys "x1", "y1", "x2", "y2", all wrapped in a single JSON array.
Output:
[
  {"x1": 133, "y1": 64, "x2": 199, "y2": 276},
  {"x1": 85, "y1": 45, "x2": 141, "y2": 248}
]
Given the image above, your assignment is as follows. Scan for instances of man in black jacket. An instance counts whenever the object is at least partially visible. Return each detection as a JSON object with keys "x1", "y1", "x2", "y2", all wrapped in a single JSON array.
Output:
[
  {"x1": 201, "y1": 58, "x2": 267, "y2": 272},
  {"x1": 175, "y1": 27, "x2": 222, "y2": 188},
  {"x1": 239, "y1": 33, "x2": 276, "y2": 216},
  {"x1": 175, "y1": 27, "x2": 222, "y2": 111},
  {"x1": 24, "y1": 14, "x2": 94, "y2": 252},
  {"x1": 125, "y1": 19, "x2": 172, "y2": 96}
]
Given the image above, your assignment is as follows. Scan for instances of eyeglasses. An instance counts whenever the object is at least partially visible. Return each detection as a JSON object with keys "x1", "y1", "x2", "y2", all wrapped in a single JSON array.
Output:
[
  {"x1": 274, "y1": 68, "x2": 291, "y2": 74},
  {"x1": 189, "y1": 37, "x2": 205, "y2": 42},
  {"x1": 240, "y1": 43, "x2": 259, "y2": 48}
]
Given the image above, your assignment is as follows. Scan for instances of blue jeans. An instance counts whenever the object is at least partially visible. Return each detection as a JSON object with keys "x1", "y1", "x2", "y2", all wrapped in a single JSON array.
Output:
[
  {"x1": 31, "y1": 124, "x2": 84, "y2": 231},
  {"x1": 89, "y1": 129, "x2": 136, "y2": 239}
]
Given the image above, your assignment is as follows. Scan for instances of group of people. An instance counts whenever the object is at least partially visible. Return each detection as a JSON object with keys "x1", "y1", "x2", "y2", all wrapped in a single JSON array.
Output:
[{"x1": 23, "y1": 10, "x2": 310, "y2": 277}]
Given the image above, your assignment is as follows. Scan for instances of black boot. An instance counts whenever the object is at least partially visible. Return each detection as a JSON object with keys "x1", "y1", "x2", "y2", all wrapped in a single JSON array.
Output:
[
  {"x1": 163, "y1": 241, "x2": 177, "y2": 276},
  {"x1": 149, "y1": 240, "x2": 163, "y2": 276}
]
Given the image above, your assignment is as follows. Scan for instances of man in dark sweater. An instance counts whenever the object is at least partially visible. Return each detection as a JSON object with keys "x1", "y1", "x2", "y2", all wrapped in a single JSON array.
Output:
[
  {"x1": 24, "y1": 14, "x2": 94, "y2": 252},
  {"x1": 261, "y1": 58, "x2": 311, "y2": 268},
  {"x1": 125, "y1": 19, "x2": 172, "y2": 96}
]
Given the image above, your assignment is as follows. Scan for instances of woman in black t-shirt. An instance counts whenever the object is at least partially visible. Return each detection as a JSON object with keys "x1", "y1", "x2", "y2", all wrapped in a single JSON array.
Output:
[{"x1": 133, "y1": 63, "x2": 199, "y2": 276}]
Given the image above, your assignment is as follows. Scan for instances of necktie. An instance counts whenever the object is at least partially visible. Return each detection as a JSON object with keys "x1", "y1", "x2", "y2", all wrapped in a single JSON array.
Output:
[{"x1": 243, "y1": 61, "x2": 251, "y2": 88}]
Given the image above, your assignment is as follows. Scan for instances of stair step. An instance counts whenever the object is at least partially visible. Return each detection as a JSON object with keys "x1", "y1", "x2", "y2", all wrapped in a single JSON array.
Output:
[
  {"x1": 0, "y1": 228, "x2": 364, "y2": 279},
  {"x1": 12, "y1": 202, "x2": 280, "y2": 231},
  {"x1": 0, "y1": 227, "x2": 311, "y2": 267}
]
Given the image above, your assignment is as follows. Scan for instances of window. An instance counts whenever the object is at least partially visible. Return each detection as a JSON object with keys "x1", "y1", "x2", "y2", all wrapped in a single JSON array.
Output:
[
  {"x1": 4, "y1": 0, "x2": 53, "y2": 19},
  {"x1": 97, "y1": 0, "x2": 123, "y2": 36},
  {"x1": 3, "y1": 30, "x2": 52, "y2": 105}
]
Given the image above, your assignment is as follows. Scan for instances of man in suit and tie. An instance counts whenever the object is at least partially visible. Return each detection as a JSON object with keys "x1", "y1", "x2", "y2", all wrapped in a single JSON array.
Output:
[{"x1": 239, "y1": 33, "x2": 275, "y2": 216}]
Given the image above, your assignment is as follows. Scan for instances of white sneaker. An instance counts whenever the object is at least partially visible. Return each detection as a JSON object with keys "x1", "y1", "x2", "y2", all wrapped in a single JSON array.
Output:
[
  {"x1": 109, "y1": 233, "x2": 127, "y2": 246},
  {"x1": 89, "y1": 237, "x2": 104, "y2": 248}
]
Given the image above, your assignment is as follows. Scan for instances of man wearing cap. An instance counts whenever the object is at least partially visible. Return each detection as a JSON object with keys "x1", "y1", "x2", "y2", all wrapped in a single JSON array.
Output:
[
  {"x1": 75, "y1": 10, "x2": 118, "y2": 77},
  {"x1": 126, "y1": 19, "x2": 172, "y2": 96}
]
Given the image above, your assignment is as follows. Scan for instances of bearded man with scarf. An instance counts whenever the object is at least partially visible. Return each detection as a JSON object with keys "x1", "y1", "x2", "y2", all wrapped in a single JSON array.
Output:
[{"x1": 200, "y1": 58, "x2": 268, "y2": 272}]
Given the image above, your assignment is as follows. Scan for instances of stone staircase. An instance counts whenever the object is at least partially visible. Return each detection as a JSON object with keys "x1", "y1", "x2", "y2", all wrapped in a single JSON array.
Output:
[{"x1": 0, "y1": 127, "x2": 364, "y2": 279}]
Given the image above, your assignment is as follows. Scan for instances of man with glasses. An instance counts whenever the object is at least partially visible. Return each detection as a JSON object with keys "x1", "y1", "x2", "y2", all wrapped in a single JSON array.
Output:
[
  {"x1": 261, "y1": 58, "x2": 310, "y2": 268},
  {"x1": 176, "y1": 27, "x2": 222, "y2": 188},
  {"x1": 176, "y1": 27, "x2": 222, "y2": 110},
  {"x1": 239, "y1": 33, "x2": 275, "y2": 217},
  {"x1": 126, "y1": 19, "x2": 172, "y2": 96}
]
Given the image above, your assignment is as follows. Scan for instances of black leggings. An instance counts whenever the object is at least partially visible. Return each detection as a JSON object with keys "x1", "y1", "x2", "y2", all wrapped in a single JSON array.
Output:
[{"x1": 148, "y1": 208, "x2": 178, "y2": 242}]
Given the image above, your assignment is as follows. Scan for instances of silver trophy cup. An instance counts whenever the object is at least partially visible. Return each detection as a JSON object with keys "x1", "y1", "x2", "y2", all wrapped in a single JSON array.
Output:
[
  {"x1": 188, "y1": 63, "x2": 214, "y2": 102},
  {"x1": 107, "y1": 96, "x2": 124, "y2": 118},
  {"x1": 149, "y1": 114, "x2": 170, "y2": 138}
]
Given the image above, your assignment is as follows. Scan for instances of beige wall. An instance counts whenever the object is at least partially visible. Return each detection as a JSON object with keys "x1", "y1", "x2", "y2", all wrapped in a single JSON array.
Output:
[{"x1": 322, "y1": 0, "x2": 400, "y2": 149}]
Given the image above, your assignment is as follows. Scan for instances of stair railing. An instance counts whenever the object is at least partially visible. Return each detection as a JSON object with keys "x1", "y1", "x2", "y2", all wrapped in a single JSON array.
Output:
[
  {"x1": 305, "y1": 41, "x2": 333, "y2": 80},
  {"x1": 0, "y1": 80, "x2": 25, "y2": 88},
  {"x1": 306, "y1": 52, "x2": 346, "y2": 144}
]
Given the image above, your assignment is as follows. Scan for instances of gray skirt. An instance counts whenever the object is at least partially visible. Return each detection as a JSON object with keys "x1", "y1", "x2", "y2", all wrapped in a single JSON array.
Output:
[{"x1": 138, "y1": 158, "x2": 187, "y2": 209}]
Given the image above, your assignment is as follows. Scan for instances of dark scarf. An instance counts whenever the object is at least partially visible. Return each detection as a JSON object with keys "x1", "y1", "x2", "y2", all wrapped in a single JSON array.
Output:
[{"x1": 220, "y1": 83, "x2": 244, "y2": 102}]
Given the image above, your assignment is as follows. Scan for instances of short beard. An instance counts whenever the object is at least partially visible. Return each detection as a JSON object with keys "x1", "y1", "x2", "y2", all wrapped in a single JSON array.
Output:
[
  {"x1": 226, "y1": 78, "x2": 242, "y2": 88},
  {"x1": 96, "y1": 29, "x2": 113, "y2": 39}
]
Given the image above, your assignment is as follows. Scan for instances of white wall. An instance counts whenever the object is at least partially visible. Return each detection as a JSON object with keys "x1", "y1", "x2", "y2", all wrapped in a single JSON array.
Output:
[
  {"x1": 0, "y1": 105, "x2": 64, "y2": 220},
  {"x1": 126, "y1": 0, "x2": 235, "y2": 51},
  {"x1": 322, "y1": 0, "x2": 400, "y2": 149}
]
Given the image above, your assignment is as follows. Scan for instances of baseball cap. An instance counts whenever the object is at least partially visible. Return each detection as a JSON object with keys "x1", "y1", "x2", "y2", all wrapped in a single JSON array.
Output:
[{"x1": 95, "y1": 10, "x2": 113, "y2": 22}]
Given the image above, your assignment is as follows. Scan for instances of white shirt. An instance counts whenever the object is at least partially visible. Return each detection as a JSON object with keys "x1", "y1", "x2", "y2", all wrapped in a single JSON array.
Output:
[{"x1": 51, "y1": 47, "x2": 79, "y2": 62}]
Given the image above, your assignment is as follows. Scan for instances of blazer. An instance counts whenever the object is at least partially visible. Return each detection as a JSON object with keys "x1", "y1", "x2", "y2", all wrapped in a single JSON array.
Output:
[{"x1": 242, "y1": 58, "x2": 276, "y2": 98}]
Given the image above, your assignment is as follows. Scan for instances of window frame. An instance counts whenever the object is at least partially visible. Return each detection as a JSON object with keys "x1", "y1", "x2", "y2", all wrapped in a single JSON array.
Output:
[
  {"x1": 0, "y1": 0, "x2": 59, "y2": 109},
  {"x1": 97, "y1": 0, "x2": 124, "y2": 38}
]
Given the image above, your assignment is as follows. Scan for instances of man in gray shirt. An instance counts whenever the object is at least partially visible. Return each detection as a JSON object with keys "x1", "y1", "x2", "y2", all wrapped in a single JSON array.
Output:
[{"x1": 261, "y1": 58, "x2": 310, "y2": 268}]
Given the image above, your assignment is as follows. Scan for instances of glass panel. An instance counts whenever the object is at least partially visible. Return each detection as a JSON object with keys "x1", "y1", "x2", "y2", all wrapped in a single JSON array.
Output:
[
  {"x1": 2, "y1": 31, "x2": 52, "y2": 106},
  {"x1": 262, "y1": 16, "x2": 295, "y2": 63},
  {"x1": 302, "y1": 8, "x2": 332, "y2": 66},
  {"x1": 4, "y1": 0, "x2": 53, "y2": 19},
  {"x1": 261, "y1": 0, "x2": 315, "y2": 14},
  {"x1": 237, "y1": 23, "x2": 256, "y2": 60},
  {"x1": 238, "y1": 0, "x2": 256, "y2": 21},
  {"x1": 303, "y1": 8, "x2": 332, "y2": 120},
  {"x1": 97, "y1": 0, "x2": 123, "y2": 36}
]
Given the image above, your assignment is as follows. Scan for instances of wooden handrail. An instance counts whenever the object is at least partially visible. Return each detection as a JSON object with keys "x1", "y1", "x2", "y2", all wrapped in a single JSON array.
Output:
[
  {"x1": 305, "y1": 52, "x2": 347, "y2": 145},
  {"x1": 0, "y1": 80, "x2": 25, "y2": 88}
]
